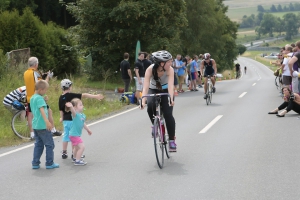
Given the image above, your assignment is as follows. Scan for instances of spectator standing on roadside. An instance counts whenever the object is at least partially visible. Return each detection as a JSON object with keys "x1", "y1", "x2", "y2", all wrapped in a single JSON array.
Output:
[
  {"x1": 24, "y1": 57, "x2": 61, "y2": 139},
  {"x1": 197, "y1": 54, "x2": 203, "y2": 88},
  {"x1": 142, "y1": 52, "x2": 152, "y2": 71},
  {"x1": 134, "y1": 52, "x2": 145, "y2": 104},
  {"x1": 288, "y1": 41, "x2": 300, "y2": 94},
  {"x1": 281, "y1": 45, "x2": 293, "y2": 88},
  {"x1": 120, "y1": 53, "x2": 132, "y2": 92}
]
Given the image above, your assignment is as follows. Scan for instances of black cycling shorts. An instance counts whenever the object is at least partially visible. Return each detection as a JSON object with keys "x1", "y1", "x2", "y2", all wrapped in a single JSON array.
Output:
[{"x1": 204, "y1": 69, "x2": 215, "y2": 77}]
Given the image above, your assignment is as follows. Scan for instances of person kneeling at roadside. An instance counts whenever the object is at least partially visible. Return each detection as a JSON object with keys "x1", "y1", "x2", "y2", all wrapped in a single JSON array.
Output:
[{"x1": 268, "y1": 87, "x2": 300, "y2": 117}]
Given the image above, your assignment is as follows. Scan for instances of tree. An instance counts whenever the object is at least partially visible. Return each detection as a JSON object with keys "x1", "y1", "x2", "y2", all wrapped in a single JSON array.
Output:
[
  {"x1": 257, "y1": 5, "x2": 265, "y2": 12},
  {"x1": 289, "y1": 3, "x2": 295, "y2": 11},
  {"x1": 256, "y1": 13, "x2": 277, "y2": 37},
  {"x1": 67, "y1": 0, "x2": 187, "y2": 80},
  {"x1": 236, "y1": 44, "x2": 246, "y2": 55},
  {"x1": 283, "y1": 5, "x2": 288, "y2": 11},
  {"x1": 0, "y1": 0, "x2": 10, "y2": 11},
  {"x1": 274, "y1": 17, "x2": 285, "y2": 35},
  {"x1": 8, "y1": 0, "x2": 37, "y2": 13},
  {"x1": 277, "y1": 4, "x2": 283, "y2": 12},
  {"x1": 270, "y1": 5, "x2": 277, "y2": 12},
  {"x1": 283, "y1": 13, "x2": 299, "y2": 40}
]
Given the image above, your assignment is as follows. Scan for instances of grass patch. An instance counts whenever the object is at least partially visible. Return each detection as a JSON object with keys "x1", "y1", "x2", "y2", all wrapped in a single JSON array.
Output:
[
  {"x1": 0, "y1": 72, "x2": 131, "y2": 147},
  {"x1": 241, "y1": 51, "x2": 278, "y2": 71}
]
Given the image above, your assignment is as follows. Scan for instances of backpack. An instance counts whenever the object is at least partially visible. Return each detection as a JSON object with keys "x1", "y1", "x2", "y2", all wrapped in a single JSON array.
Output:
[{"x1": 12, "y1": 100, "x2": 25, "y2": 110}]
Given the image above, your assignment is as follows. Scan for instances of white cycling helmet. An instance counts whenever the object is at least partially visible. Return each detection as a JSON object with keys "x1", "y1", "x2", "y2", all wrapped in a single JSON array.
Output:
[
  {"x1": 151, "y1": 50, "x2": 172, "y2": 64},
  {"x1": 61, "y1": 79, "x2": 72, "y2": 90},
  {"x1": 204, "y1": 53, "x2": 211, "y2": 60}
]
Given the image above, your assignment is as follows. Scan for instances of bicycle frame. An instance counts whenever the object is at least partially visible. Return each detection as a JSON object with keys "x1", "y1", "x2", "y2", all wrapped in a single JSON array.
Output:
[{"x1": 140, "y1": 93, "x2": 171, "y2": 168}]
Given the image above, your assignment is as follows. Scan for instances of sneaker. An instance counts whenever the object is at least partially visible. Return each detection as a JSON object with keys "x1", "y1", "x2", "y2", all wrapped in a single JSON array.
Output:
[
  {"x1": 194, "y1": 89, "x2": 198, "y2": 91},
  {"x1": 203, "y1": 94, "x2": 208, "y2": 99},
  {"x1": 169, "y1": 140, "x2": 177, "y2": 152},
  {"x1": 212, "y1": 87, "x2": 216, "y2": 93},
  {"x1": 190, "y1": 89, "x2": 194, "y2": 91},
  {"x1": 72, "y1": 154, "x2": 85, "y2": 159},
  {"x1": 46, "y1": 163, "x2": 59, "y2": 169},
  {"x1": 52, "y1": 131, "x2": 62, "y2": 136},
  {"x1": 62, "y1": 152, "x2": 68, "y2": 159},
  {"x1": 32, "y1": 165, "x2": 40, "y2": 169},
  {"x1": 72, "y1": 158, "x2": 85, "y2": 163},
  {"x1": 74, "y1": 160, "x2": 87, "y2": 166},
  {"x1": 198, "y1": 85, "x2": 203, "y2": 88}
]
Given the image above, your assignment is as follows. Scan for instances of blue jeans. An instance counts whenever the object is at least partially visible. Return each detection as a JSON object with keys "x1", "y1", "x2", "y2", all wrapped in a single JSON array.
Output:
[{"x1": 32, "y1": 129, "x2": 55, "y2": 166}]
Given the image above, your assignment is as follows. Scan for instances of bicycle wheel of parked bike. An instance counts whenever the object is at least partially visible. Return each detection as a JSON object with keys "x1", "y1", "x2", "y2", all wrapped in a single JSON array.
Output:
[
  {"x1": 153, "y1": 118, "x2": 164, "y2": 169},
  {"x1": 11, "y1": 110, "x2": 30, "y2": 140}
]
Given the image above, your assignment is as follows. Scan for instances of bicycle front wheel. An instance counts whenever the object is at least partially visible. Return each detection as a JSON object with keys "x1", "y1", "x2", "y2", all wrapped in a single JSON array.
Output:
[
  {"x1": 11, "y1": 110, "x2": 30, "y2": 140},
  {"x1": 153, "y1": 118, "x2": 164, "y2": 169},
  {"x1": 209, "y1": 84, "x2": 212, "y2": 104}
]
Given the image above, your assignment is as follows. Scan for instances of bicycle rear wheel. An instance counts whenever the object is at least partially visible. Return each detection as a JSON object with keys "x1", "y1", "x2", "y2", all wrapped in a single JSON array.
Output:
[
  {"x1": 154, "y1": 118, "x2": 164, "y2": 168},
  {"x1": 11, "y1": 110, "x2": 30, "y2": 140}
]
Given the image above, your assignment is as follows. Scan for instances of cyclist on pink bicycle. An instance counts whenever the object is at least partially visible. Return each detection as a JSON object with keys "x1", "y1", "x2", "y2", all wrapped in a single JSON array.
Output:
[{"x1": 140, "y1": 50, "x2": 177, "y2": 152}]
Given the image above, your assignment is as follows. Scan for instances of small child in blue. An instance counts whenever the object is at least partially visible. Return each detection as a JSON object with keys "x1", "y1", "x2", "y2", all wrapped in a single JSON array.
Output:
[
  {"x1": 65, "y1": 98, "x2": 92, "y2": 166},
  {"x1": 31, "y1": 80, "x2": 59, "y2": 169}
]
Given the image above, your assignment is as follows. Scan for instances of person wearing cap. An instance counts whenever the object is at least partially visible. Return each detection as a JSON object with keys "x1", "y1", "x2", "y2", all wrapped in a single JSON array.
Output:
[
  {"x1": 140, "y1": 50, "x2": 177, "y2": 152},
  {"x1": 58, "y1": 79, "x2": 104, "y2": 159}
]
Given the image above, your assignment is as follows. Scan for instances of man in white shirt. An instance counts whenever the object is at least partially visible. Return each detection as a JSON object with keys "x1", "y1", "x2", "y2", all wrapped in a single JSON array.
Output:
[{"x1": 281, "y1": 45, "x2": 293, "y2": 88}]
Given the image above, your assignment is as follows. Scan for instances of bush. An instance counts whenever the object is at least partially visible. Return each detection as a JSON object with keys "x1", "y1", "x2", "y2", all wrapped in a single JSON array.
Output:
[{"x1": 0, "y1": 8, "x2": 79, "y2": 77}]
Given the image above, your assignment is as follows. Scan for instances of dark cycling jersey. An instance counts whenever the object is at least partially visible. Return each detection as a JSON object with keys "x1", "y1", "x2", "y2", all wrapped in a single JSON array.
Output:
[
  {"x1": 203, "y1": 60, "x2": 214, "y2": 76},
  {"x1": 235, "y1": 63, "x2": 240, "y2": 71}
]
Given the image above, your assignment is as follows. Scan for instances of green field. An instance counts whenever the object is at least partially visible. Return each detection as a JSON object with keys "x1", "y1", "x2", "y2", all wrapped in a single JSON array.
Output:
[{"x1": 226, "y1": 1, "x2": 300, "y2": 22}]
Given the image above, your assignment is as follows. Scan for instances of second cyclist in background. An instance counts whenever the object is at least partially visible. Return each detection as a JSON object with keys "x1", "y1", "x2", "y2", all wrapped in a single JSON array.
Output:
[
  {"x1": 201, "y1": 53, "x2": 217, "y2": 99},
  {"x1": 235, "y1": 63, "x2": 241, "y2": 79},
  {"x1": 244, "y1": 66, "x2": 247, "y2": 74}
]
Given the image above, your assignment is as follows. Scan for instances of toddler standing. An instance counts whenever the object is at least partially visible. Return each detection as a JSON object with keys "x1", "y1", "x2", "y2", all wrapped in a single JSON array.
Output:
[{"x1": 65, "y1": 98, "x2": 92, "y2": 166}]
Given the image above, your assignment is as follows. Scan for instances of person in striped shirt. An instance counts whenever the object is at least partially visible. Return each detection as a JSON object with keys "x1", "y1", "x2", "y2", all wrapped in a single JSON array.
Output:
[{"x1": 3, "y1": 86, "x2": 26, "y2": 114}]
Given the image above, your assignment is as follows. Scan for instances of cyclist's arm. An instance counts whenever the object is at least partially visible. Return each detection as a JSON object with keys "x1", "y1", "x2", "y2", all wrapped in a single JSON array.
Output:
[
  {"x1": 141, "y1": 67, "x2": 151, "y2": 105},
  {"x1": 212, "y1": 60, "x2": 217, "y2": 74},
  {"x1": 167, "y1": 67, "x2": 174, "y2": 103}
]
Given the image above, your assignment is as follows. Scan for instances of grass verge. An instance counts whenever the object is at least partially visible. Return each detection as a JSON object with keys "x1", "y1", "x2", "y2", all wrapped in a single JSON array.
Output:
[{"x1": 0, "y1": 72, "x2": 131, "y2": 147}]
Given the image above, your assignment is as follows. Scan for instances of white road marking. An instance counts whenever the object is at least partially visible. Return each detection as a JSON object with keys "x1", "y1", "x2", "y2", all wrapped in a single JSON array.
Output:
[
  {"x1": 0, "y1": 106, "x2": 139, "y2": 158},
  {"x1": 252, "y1": 83, "x2": 256, "y2": 86},
  {"x1": 0, "y1": 144, "x2": 34, "y2": 158},
  {"x1": 199, "y1": 115, "x2": 223, "y2": 134},
  {"x1": 239, "y1": 92, "x2": 247, "y2": 98}
]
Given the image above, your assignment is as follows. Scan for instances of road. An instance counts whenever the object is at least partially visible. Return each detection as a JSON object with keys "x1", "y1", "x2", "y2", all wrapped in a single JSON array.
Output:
[{"x1": 1, "y1": 57, "x2": 300, "y2": 200}]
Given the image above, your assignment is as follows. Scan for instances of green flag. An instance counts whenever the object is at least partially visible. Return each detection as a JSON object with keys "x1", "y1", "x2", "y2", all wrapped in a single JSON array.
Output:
[{"x1": 135, "y1": 40, "x2": 141, "y2": 61}]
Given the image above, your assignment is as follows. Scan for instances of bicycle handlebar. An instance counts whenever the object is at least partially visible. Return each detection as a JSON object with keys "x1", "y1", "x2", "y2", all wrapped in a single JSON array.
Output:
[{"x1": 139, "y1": 93, "x2": 172, "y2": 109}]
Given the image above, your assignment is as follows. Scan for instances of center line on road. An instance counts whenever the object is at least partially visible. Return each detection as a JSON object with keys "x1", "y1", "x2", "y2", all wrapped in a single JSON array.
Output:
[
  {"x1": 199, "y1": 115, "x2": 223, "y2": 134},
  {"x1": 239, "y1": 92, "x2": 247, "y2": 98},
  {"x1": 252, "y1": 83, "x2": 256, "y2": 86}
]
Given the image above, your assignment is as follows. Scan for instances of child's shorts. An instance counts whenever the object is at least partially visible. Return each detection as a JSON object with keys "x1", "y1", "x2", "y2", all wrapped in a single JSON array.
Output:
[
  {"x1": 62, "y1": 121, "x2": 73, "y2": 142},
  {"x1": 69, "y1": 136, "x2": 83, "y2": 146}
]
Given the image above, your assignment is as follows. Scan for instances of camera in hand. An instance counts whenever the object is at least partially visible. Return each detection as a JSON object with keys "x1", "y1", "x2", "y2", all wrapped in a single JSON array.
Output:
[{"x1": 289, "y1": 93, "x2": 295, "y2": 101}]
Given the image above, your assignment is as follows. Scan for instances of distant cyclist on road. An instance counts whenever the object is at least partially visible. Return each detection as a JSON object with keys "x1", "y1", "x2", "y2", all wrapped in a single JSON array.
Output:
[
  {"x1": 140, "y1": 50, "x2": 177, "y2": 152},
  {"x1": 244, "y1": 66, "x2": 247, "y2": 74},
  {"x1": 200, "y1": 53, "x2": 217, "y2": 99},
  {"x1": 235, "y1": 63, "x2": 241, "y2": 79}
]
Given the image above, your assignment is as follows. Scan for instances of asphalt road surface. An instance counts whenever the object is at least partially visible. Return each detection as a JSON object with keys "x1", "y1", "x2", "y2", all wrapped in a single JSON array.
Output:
[{"x1": 1, "y1": 57, "x2": 300, "y2": 200}]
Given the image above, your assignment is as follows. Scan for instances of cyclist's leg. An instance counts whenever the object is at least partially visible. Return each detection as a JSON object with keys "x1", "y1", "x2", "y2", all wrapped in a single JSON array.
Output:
[
  {"x1": 203, "y1": 76, "x2": 208, "y2": 93},
  {"x1": 160, "y1": 93, "x2": 175, "y2": 140},
  {"x1": 146, "y1": 89, "x2": 156, "y2": 125}
]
